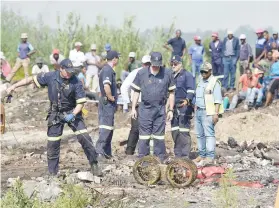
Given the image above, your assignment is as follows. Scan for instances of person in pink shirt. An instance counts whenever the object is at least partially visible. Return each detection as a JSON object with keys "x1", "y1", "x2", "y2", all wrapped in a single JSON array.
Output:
[
  {"x1": 0, "y1": 52, "x2": 11, "y2": 80},
  {"x1": 229, "y1": 68, "x2": 258, "y2": 110}
]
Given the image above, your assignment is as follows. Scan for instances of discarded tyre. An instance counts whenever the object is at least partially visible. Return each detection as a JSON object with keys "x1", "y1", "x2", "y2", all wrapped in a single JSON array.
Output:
[
  {"x1": 183, "y1": 158, "x2": 198, "y2": 181},
  {"x1": 133, "y1": 155, "x2": 161, "y2": 185},
  {"x1": 166, "y1": 158, "x2": 197, "y2": 188}
]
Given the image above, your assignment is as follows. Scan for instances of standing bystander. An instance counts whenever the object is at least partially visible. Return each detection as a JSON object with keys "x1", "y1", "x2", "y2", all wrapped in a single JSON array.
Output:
[
  {"x1": 239, "y1": 34, "x2": 253, "y2": 75},
  {"x1": 189, "y1": 36, "x2": 204, "y2": 78},
  {"x1": 164, "y1": 29, "x2": 187, "y2": 58},
  {"x1": 194, "y1": 62, "x2": 223, "y2": 165},
  {"x1": 69, "y1": 42, "x2": 86, "y2": 67},
  {"x1": 209, "y1": 32, "x2": 223, "y2": 78},
  {"x1": 222, "y1": 30, "x2": 240, "y2": 92},
  {"x1": 5, "y1": 33, "x2": 36, "y2": 82},
  {"x1": 85, "y1": 44, "x2": 101, "y2": 92}
]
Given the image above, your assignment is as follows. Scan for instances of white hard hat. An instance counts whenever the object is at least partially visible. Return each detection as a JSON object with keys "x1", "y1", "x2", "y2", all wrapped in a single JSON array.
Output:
[
  {"x1": 75, "y1": 42, "x2": 83, "y2": 47},
  {"x1": 227, "y1": 30, "x2": 233, "y2": 35},
  {"x1": 91, "y1": 44, "x2": 97, "y2": 50},
  {"x1": 21, "y1": 33, "x2": 28, "y2": 38},
  {"x1": 141, "y1": 55, "x2": 151, "y2": 64},
  {"x1": 0, "y1": 51, "x2": 6, "y2": 60},
  {"x1": 239, "y1": 34, "x2": 246, "y2": 39},
  {"x1": 129, "y1": 52, "x2": 136, "y2": 58}
]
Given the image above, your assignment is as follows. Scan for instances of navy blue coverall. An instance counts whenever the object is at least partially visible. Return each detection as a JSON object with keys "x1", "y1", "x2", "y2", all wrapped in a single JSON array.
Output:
[
  {"x1": 171, "y1": 69, "x2": 195, "y2": 157},
  {"x1": 131, "y1": 66, "x2": 176, "y2": 161},
  {"x1": 209, "y1": 40, "x2": 223, "y2": 77},
  {"x1": 96, "y1": 64, "x2": 117, "y2": 157},
  {"x1": 33, "y1": 71, "x2": 98, "y2": 175}
]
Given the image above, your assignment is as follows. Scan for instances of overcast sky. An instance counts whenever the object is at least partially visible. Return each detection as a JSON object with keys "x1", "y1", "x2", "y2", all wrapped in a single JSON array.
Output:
[{"x1": 2, "y1": 1, "x2": 279, "y2": 33}]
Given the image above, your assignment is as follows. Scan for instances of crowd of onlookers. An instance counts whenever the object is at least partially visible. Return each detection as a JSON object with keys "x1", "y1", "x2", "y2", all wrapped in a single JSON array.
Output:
[{"x1": 1, "y1": 29, "x2": 279, "y2": 110}]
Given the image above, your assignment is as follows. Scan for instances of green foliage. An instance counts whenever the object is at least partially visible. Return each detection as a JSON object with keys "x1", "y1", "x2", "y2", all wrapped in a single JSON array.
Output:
[
  {"x1": 0, "y1": 179, "x2": 43, "y2": 208},
  {"x1": 52, "y1": 184, "x2": 94, "y2": 208},
  {"x1": 1, "y1": 8, "x2": 211, "y2": 80},
  {"x1": 0, "y1": 179, "x2": 133, "y2": 208},
  {"x1": 214, "y1": 168, "x2": 239, "y2": 208}
]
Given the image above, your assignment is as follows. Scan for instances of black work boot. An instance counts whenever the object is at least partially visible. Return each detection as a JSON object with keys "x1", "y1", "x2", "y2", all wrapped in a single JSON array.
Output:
[{"x1": 91, "y1": 163, "x2": 103, "y2": 177}]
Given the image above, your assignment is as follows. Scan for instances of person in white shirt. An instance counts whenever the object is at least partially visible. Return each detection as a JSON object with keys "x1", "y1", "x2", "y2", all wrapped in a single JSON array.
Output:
[
  {"x1": 32, "y1": 57, "x2": 49, "y2": 75},
  {"x1": 69, "y1": 42, "x2": 86, "y2": 67},
  {"x1": 120, "y1": 55, "x2": 151, "y2": 155},
  {"x1": 49, "y1": 48, "x2": 65, "y2": 70},
  {"x1": 85, "y1": 44, "x2": 101, "y2": 92}
]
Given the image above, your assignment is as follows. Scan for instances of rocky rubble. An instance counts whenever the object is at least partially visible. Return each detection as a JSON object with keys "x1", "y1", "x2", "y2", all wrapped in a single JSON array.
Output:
[{"x1": 1, "y1": 86, "x2": 279, "y2": 207}]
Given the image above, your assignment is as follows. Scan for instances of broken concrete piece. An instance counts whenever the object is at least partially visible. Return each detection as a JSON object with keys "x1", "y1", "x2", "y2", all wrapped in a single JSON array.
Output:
[
  {"x1": 224, "y1": 155, "x2": 242, "y2": 164},
  {"x1": 216, "y1": 147, "x2": 239, "y2": 157},
  {"x1": 36, "y1": 181, "x2": 61, "y2": 201},
  {"x1": 102, "y1": 164, "x2": 116, "y2": 173},
  {"x1": 94, "y1": 176, "x2": 101, "y2": 184},
  {"x1": 77, "y1": 172, "x2": 94, "y2": 182},
  {"x1": 7, "y1": 177, "x2": 18, "y2": 188}
]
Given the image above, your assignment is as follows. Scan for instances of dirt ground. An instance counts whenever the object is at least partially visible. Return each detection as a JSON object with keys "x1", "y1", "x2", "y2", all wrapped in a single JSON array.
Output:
[{"x1": 1, "y1": 86, "x2": 279, "y2": 208}]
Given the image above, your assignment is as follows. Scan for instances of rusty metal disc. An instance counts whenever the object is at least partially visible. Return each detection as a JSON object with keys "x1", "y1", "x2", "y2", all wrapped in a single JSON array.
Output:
[
  {"x1": 133, "y1": 155, "x2": 161, "y2": 185},
  {"x1": 182, "y1": 158, "x2": 198, "y2": 181},
  {"x1": 166, "y1": 158, "x2": 197, "y2": 188}
]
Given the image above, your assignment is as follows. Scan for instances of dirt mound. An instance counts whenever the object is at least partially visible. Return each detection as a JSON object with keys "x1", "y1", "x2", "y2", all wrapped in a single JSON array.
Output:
[{"x1": 216, "y1": 111, "x2": 279, "y2": 143}]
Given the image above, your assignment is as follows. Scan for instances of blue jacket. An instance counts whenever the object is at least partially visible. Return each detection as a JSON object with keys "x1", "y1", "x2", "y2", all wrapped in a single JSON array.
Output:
[
  {"x1": 174, "y1": 69, "x2": 195, "y2": 103},
  {"x1": 222, "y1": 37, "x2": 240, "y2": 58},
  {"x1": 209, "y1": 40, "x2": 223, "y2": 63}
]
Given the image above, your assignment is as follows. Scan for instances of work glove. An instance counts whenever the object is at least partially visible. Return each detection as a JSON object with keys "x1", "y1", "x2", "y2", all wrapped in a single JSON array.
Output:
[{"x1": 64, "y1": 113, "x2": 75, "y2": 123}]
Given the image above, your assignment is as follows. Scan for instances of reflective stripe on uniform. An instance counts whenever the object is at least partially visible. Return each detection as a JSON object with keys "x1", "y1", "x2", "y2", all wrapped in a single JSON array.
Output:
[
  {"x1": 139, "y1": 135, "x2": 151, "y2": 140},
  {"x1": 47, "y1": 136, "x2": 61, "y2": 141},
  {"x1": 131, "y1": 83, "x2": 141, "y2": 91},
  {"x1": 180, "y1": 128, "x2": 190, "y2": 132},
  {"x1": 103, "y1": 80, "x2": 111, "y2": 85},
  {"x1": 99, "y1": 125, "x2": 114, "y2": 130},
  {"x1": 74, "y1": 129, "x2": 88, "y2": 135},
  {"x1": 152, "y1": 135, "x2": 164, "y2": 140},
  {"x1": 33, "y1": 76, "x2": 41, "y2": 88},
  {"x1": 171, "y1": 126, "x2": 189, "y2": 132},
  {"x1": 171, "y1": 126, "x2": 179, "y2": 131},
  {"x1": 168, "y1": 85, "x2": 176, "y2": 91},
  {"x1": 187, "y1": 90, "x2": 195, "y2": 93},
  {"x1": 215, "y1": 75, "x2": 224, "y2": 79},
  {"x1": 76, "y1": 98, "x2": 87, "y2": 104}
]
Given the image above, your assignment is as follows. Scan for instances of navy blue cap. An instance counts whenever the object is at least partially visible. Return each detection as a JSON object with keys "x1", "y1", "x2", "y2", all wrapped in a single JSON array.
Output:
[
  {"x1": 60, "y1": 59, "x2": 75, "y2": 73},
  {"x1": 150, "y1": 52, "x2": 162, "y2": 66},
  {"x1": 171, "y1": 55, "x2": 182, "y2": 63},
  {"x1": 107, "y1": 50, "x2": 120, "y2": 60}
]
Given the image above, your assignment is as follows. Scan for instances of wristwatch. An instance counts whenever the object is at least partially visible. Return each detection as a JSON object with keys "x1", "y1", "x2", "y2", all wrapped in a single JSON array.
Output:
[{"x1": 168, "y1": 109, "x2": 174, "y2": 113}]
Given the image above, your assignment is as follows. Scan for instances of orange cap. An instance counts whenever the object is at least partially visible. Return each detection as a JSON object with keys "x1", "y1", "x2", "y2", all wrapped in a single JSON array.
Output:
[{"x1": 52, "y1": 49, "x2": 60, "y2": 55}]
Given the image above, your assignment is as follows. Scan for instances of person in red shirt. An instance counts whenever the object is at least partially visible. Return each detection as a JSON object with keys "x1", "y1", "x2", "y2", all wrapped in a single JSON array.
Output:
[
  {"x1": 0, "y1": 52, "x2": 11, "y2": 80},
  {"x1": 229, "y1": 68, "x2": 258, "y2": 110}
]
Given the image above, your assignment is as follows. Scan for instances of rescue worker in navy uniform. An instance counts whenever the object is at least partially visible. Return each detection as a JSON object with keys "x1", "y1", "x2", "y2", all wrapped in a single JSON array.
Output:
[
  {"x1": 6, "y1": 59, "x2": 101, "y2": 176},
  {"x1": 131, "y1": 52, "x2": 176, "y2": 161},
  {"x1": 96, "y1": 50, "x2": 120, "y2": 159},
  {"x1": 168, "y1": 55, "x2": 195, "y2": 158}
]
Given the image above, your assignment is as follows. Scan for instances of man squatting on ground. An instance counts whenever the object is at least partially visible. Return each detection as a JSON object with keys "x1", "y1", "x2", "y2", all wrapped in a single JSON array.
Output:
[{"x1": 6, "y1": 59, "x2": 102, "y2": 176}]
